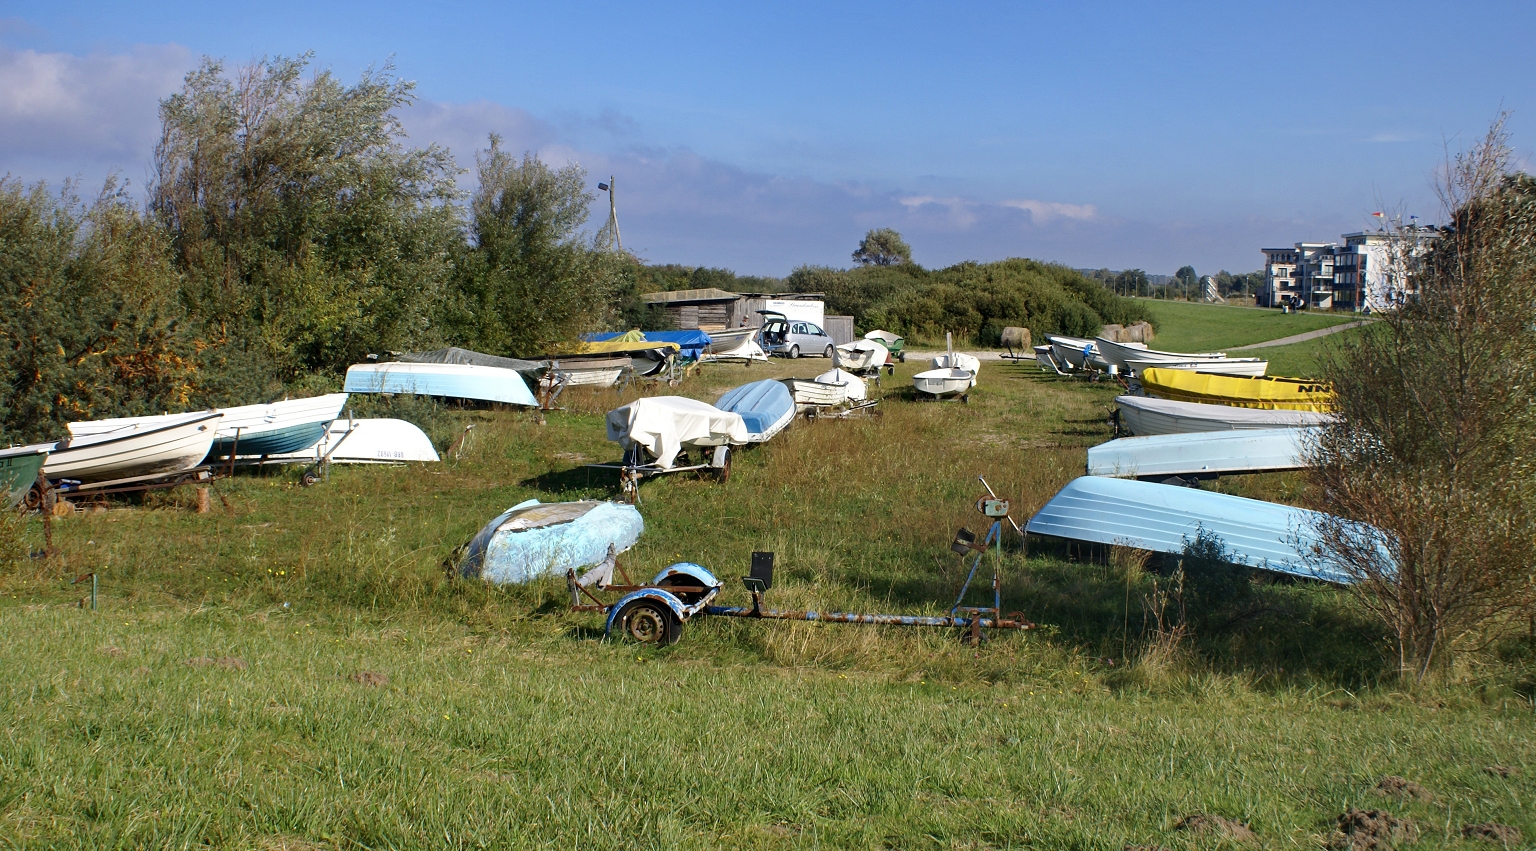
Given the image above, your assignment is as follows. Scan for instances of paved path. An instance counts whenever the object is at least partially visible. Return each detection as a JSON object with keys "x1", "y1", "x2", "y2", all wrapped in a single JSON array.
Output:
[{"x1": 1229, "y1": 320, "x2": 1372, "y2": 351}]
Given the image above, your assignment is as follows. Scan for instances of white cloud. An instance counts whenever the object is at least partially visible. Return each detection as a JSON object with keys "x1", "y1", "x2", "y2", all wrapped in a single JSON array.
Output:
[
  {"x1": 0, "y1": 43, "x2": 192, "y2": 186},
  {"x1": 999, "y1": 198, "x2": 1097, "y2": 222}
]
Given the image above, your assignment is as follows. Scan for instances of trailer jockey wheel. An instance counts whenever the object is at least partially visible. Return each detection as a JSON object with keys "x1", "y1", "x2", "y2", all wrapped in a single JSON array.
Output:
[
  {"x1": 300, "y1": 469, "x2": 319, "y2": 488},
  {"x1": 620, "y1": 470, "x2": 639, "y2": 505},
  {"x1": 618, "y1": 599, "x2": 681, "y2": 645}
]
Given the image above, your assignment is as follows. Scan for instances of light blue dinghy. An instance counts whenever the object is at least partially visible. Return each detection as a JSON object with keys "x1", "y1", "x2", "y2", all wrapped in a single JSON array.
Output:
[
  {"x1": 1086, "y1": 427, "x2": 1322, "y2": 480},
  {"x1": 715, "y1": 379, "x2": 795, "y2": 443},
  {"x1": 457, "y1": 499, "x2": 645, "y2": 585},
  {"x1": 344, "y1": 361, "x2": 536, "y2": 407},
  {"x1": 1026, "y1": 476, "x2": 1363, "y2": 584}
]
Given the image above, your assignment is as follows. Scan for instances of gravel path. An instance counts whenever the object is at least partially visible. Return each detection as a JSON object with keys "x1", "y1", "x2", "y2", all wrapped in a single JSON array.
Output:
[{"x1": 1229, "y1": 320, "x2": 1372, "y2": 350}]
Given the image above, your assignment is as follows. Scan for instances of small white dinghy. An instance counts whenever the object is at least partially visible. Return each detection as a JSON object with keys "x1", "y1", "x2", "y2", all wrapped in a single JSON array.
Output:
[
  {"x1": 930, "y1": 349, "x2": 980, "y2": 387},
  {"x1": 1123, "y1": 358, "x2": 1268, "y2": 378},
  {"x1": 781, "y1": 378, "x2": 847, "y2": 410},
  {"x1": 833, "y1": 339, "x2": 889, "y2": 372},
  {"x1": 45, "y1": 412, "x2": 222, "y2": 483},
  {"x1": 1115, "y1": 395, "x2": 1333, "y2": 436},
  {"x1": 814, "y1": 367, "x2": 867, "y2": 402},
  {"x1": 914, "y1": 333, "x2": 976, "y2": 400}
]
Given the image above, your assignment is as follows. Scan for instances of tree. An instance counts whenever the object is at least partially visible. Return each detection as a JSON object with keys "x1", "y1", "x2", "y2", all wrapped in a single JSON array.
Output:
[
  {"x1": 852, "y1": 228, "x2": 913, "y2": 267},
  {"x1": 1174, "y1": 265, "x2": 1199, "y2": 300},
  {"x1": 150, "y1": 54, "x2": 461, "y2": 394},
  {"x1": 1304, "y1": 118, "x2": 1536, "y2": 681},
  {"x1": 1114, "y1": 268, "x2": 1149, "y2": 297},
  {"x1": 447, "y1": 137, "x2": 623, "y2": 356}
]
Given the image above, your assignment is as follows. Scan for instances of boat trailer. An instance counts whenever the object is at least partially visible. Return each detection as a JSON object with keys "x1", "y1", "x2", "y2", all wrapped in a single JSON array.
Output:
[
  {"x1": 567, "y1": 477, "x2": 1034, "y2": 645},
  {"x1": 587, "y1": 443, "x2": 733, "y2": 505}
]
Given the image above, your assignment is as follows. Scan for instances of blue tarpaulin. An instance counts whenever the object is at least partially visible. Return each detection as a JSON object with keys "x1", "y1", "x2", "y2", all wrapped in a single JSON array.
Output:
[{"x1": 583, "y1": 330, "x2": 713, "y2": 360}]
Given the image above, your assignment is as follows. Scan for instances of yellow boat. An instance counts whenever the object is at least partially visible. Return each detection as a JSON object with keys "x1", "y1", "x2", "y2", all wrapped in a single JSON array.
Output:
[{"x1": 1137, "y1": 367, "x2": 1332, "y2": 411}]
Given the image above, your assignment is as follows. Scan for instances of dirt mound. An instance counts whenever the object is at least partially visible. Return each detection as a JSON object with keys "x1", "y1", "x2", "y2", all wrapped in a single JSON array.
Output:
[
  {"x1": 1325, "y1": 808, "x2": 1417, "y2": 850},
  {"x1": 1483, "y1": 765, "x2": 1518, "y2": 779},
  {"x1": 185, "y1": 656, "x2": 248, "y2": 670},
  {"x1": 1174, "y1": 814, "x2": 1256, "y2": 843},
  {"x1": 1462, "y1": 823, "x2": 1522, "y2": 844},
  {"x1": 350, "y1": 671, "x2": 389, "y2": 687},
  {"x1": 1375, "y1": 775, "x2": 1433, "y2": 802}
]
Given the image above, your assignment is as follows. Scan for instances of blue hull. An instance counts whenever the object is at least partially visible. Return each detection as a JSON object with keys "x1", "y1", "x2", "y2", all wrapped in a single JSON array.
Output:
[
  {"x1": 344, "y1": 363, "x2": 537, "y2": 407},
  {"x1": 207, "y1": 422, "x2": 330, "y2": 458},
  {"x1": 458, "y1": 499, "x2": 645, "y2": 585}
]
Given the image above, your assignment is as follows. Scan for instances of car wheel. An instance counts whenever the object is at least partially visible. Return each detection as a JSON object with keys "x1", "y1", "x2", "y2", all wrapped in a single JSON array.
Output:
[
  {"x1": 617, "y1": 599, "x2": 681, "y2": 645},
  {"x1": 823, "y1": 345, "x2": 834, "y2": 358},
  {"x1": 788, "y1": 345, "x2": 800, "y2": 359}
]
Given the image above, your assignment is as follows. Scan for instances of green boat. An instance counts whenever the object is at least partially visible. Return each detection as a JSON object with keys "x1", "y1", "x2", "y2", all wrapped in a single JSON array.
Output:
[
  {"x1": 863, "y1": 329, "x2": 906, "y2": 362},
  {"x1": 0, "y1": 443, "x2": 52, "y2": 508}
]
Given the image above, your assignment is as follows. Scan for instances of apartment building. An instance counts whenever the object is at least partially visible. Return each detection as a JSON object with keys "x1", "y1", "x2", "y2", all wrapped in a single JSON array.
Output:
[{"x1": 1260, "y1": 228, "x2": 1434, "y2": 312}]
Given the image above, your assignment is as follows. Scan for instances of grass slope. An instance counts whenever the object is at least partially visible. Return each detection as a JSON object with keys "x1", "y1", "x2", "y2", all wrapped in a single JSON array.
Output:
[
  {"x1": 1137, "y1": 300, "x2": 1361, "y2": 352},
  {"x1": 1, "y1": 343, "x2": 1531, "y2": 848}
]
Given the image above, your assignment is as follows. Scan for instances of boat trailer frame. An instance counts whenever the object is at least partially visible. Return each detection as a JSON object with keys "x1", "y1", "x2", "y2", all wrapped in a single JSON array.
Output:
[
  {"x1": 587, "y1": 443, "x2": 733, "y2": 504},
  {"x1": 568, "y1": 477, "x2": 1034, "y2": 645}
]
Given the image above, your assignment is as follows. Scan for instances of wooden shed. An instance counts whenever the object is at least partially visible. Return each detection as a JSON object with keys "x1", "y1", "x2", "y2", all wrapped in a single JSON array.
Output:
[{"x1": 641, "y1": 288, "x2": 741, "y2": 330}]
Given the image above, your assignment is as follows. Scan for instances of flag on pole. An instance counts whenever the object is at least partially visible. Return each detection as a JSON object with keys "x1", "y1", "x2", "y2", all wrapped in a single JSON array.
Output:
[{"x1": 1371, "y1": 212, "x2": 1385, "y2": 218}]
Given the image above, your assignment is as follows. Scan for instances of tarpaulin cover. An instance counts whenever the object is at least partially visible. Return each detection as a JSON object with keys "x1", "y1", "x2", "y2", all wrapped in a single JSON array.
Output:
[
  {"x1": 606, "y1": 396, "x2": 749, "y2": 468},
  {"x1": 715, "y1": 379, "x2": 795, "y2": 440},
  {"x1": 397, "y1": 347, "x2": 546, "y2": 379},
  {"x1": 584, "y1": 330, "x2": 712, "y2": 360},
  {"x1": 457, "y1": 499, "x2": 644, "y2": 585}
]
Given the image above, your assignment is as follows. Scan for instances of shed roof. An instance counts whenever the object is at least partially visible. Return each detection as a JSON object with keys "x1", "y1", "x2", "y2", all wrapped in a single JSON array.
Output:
[{"x1": 641, "y1": 288, "x2": 740, "y2": 304}]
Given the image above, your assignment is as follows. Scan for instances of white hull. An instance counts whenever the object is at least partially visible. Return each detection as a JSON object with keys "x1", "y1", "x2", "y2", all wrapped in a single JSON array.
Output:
[
  {"x1": 555, "y1": 366, "x2": 626, "y2": 387},
  {"x1": 1124, "y1": 358, "x2": 1268, "y2": 378},
  {"x1": 267, "y1": 419, "x2": 440, "y2": 464},
  {"x1": 1115, "y1": 394, "x2": 1333, "y2": 436},
  {"x1": 782, "y1": 378, "x2": 847, "y2": 409},
  {"x1": 913, "y1": 368, "x2": 972, "y2": 397},
  {"x1": 705, "y1": 327, "x2": 758, "y2": 352},
  {"x1": 1095, "y1": 337, "x2": 1224, "y2": 371},
  {"x1": 702, "y1": 338, "x2": 769, "y2": 363},
  {"x1": 1048, "y1": 335, "x2": 1145, "y2": 370},
  {"x1": 344, "y1": 362, "x2": 537, "y2": 407},
  {"x1": 930, "y1": 352, "x2": 981, "y2": 386},
  {"x1": 814, "y1": 368, "x2": 867, "y2": 402},
  {"x1": 45, "y1": 412, "x2": 222, "y2": 482},
  {"x1": 1088, "y1": 427, "x2": 1320, "y2": 478},
  {"x1": 68, "y1": 394, "x2": 348, "y2": 448},
  {"x1": 834, "y1": 340, "x2": 888, "y2": 371}
]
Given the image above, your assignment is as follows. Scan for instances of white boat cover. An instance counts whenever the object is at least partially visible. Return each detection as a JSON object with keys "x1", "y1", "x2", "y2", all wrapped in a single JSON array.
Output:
[
  {"x1": 814, "y1": 368, "x2": 867, "y2": 401},
  {"x1": 835, "y1": 339, "x2": 889, "y2": 370},
  {"x1": 605, "y1": 397, "x2": 749, "y2": 469},
  {"x1": 1116, "y1": 395, "x2": 1333, "y2": 436},
  {"x1": 1087, "y1": 427, "x2": 1321, "y2": 478}
]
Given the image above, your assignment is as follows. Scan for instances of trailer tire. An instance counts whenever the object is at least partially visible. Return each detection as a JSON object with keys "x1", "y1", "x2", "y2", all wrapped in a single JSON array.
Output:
[
  {"x1": 616, "y1": 599, "x2": 681, "y2": 646},
  {"x1": 714, "y1": 447, "x2": 732, "y2": 483}
]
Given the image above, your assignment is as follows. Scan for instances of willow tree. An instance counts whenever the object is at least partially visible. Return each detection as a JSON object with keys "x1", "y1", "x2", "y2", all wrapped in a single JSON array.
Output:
[
  {"x1": 1305, "y1": 118, "x2": 1536, "y2": 680},
  {"x1": 150, "y1": 54, "x2": 461, "y2": 397}
]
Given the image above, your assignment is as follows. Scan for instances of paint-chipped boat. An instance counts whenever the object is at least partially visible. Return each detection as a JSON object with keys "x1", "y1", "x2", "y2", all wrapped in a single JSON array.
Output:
[
  {"x1": 1115, "y1": 395, "x2": 1333, "y2": 436},
  {"x1": 44, "y1": 412, "x2": 222, "y2": 483},
  {"x1": 456, "y1": 499, "x2": 644, "y2": 585}
]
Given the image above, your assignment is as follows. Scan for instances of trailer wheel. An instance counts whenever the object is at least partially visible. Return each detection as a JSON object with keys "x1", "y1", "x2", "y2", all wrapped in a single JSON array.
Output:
[
  {"x1": 714, "y1": 446, "x2": 732, "y2": 483},
  {"x1": 617, "y1": 599, "x2": 681, "y2": 645},
  {"x1": 300, "y1": 469, "x2": 319, "y2": 488}
]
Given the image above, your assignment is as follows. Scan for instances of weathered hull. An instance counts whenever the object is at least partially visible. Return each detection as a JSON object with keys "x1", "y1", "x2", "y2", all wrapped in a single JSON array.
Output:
[
  {"x1": 0, "y1": 445, "x2": 50, "y2": 507},
  {"x1": 1115, "y1": 395, "x2": 1332, "y2": 436},
  {"x1": 45, "y1": 413, "x2": 221, "y2": 482},
  {"x1": 1087, "y1": 427, "x2": 1320, "y2": 478},
  {"x1": 458, "y1": 499, "x2": 644, "y2": 585}
]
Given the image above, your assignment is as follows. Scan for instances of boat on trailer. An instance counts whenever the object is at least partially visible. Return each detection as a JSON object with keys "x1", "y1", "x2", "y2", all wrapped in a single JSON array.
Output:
[
  {"x1": 1114, "y1": 395, "x2": 1333, "y2": 436},
  {"x1": 1086, "y1": 427, "x2": 1320, "y2": 479},
  {"x1": 1094, "y1": 337, "x2": 1225, "y2": 372},
  {"x1": 0, "y1": 444, "x2": 52, "y2": 507},
  {"x1": 715, "y1": 379, "x2": 796, "y2": 442},
  {"x1": 44, "y1": 412, "x2": 222, "y2": 483},
  {"x1": 914, "y1": 334, "x2": 975, "y2": 400},
  {"x1": 68, "y1": 394, "x2": 348, "y2": 459},
  {"x1": 834, "y1": 339, "x2": 889, "y2": 373},
  {"x1": 781, "y1": 377, "x2": 847, "y2": 410},
  {"x1": 813, "y1": 367, "x2": 867, "y2": 402},
  {"x1": 1026, "y1": 476, "x2": 1361, "y2": 584}
]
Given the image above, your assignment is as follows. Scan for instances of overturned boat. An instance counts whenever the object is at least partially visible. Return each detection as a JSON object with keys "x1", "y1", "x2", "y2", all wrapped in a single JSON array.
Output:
[
  {"x1": 1087, "y1": 427, "x2": 1320, "y2": 479},
  {"x1": 547, "y1": 356, "x2": 631, "y2": 388},
  {"x1": 267, "y1": 418, "x2": 439, "y2": 464},
  {"x1": 457, "y1": 499, "x2": 644, "y2": 585},
  {"x1": 1122, "y1": 357, "x2": 1268, "y2": 378},
  {"x1": 862, "y1": 329, "x2": 905, "y2": 362},
  {"x1": 715, "y1": 379, "x2": 796, "y2": 442},
  {"x1": 68, "y1": 394, "x2": 348, "y2": 459},
  {"x1": 1138, "y1": 367, "x2": 1332, "y2": 411},
  {"x1": 1115, "y1": 395, "x2": 1333, "y2": 436},
  {"x1": 45, "y1": 412, "x2": 222, "y2": 483},
  {"x1": 1025, "y1": 476, "x2": 1356, "y2": 584},
  {"x1": 344, "y1": 361, "x2": 537, "y2": 407}
]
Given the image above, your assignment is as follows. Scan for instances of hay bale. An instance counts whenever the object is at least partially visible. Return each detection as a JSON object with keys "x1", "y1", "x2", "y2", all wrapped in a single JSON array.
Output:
[
  {"x1": 1124, "y1": 321, "x2": 1155, "y2": 343},
  {"x1": 1000, "y1": 326, "x2": 1031, "y2": 351},
  {"x1": 1099, "y1": 323, "x2": 1124, "y2": 342}
]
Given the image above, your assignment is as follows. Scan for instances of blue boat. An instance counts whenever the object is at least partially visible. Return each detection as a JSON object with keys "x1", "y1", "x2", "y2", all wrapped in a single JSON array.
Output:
[
  {"x1": 457, "y1": 499, "x2": 645, "y2": 585},
  {"x1": 1086, "y1": 428, "x2": 1320, "y2": 479},
  {"x1": 344, "y1": 362, "x2": 536, "y2": 407},
  {"x1": 1026, "y1": 476, "x2": 1365, "y2": 583},
  {"x1": 584, "y1": 330, "x2": 713, "y2": 361},
  {"x1": 715, "y1": 379, "x2": 795, "y2": 442}
]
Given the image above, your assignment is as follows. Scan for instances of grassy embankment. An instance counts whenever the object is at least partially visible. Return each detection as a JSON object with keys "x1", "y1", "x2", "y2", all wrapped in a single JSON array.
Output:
[
  {"x1": 1136, "y1": 300, "x2": 1369, "y2": 378},
  {"x1": 1, "y1": 328, "x2": 1530, "y2": 848}
]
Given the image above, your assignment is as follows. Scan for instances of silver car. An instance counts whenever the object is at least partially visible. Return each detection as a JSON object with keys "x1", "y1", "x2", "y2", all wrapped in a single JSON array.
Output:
[{"x1": 757, "y1": 312, "x2": 834, "y2": 358}]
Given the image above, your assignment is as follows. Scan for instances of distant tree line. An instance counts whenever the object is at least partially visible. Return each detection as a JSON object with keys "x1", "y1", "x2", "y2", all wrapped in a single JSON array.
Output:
[{"x1": 1081, "y1": 266, "x2": 1264, "y2": 300}]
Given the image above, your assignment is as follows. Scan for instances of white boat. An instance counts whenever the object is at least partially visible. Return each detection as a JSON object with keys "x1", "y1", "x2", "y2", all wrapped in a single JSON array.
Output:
[
  {"x1": 782, "y1": 378, "x2": 847, "y2": 410},
  {"x1": 549, "y1": 357, "x2": 630, "y2": 388},
  {"x1": 1095, "y1": 337, "x2": 1225, "y2": 372},
  {"x1": 702, "y1": 337, "x2": 769, "y2": 363},
  {"x1": 44, "y1": 412, "x2": 222, "y2": 483},
  {"x1": 833, "y1": 339, "x2": 889, "y2": 371},
  {"x1": 913, "y1": 368, "x2": 972, "y2": 398},
  {"x1": 1034, "y1": 345, "x2": 1069, "y2": 374},
  {"x1": 930, "y1": 352, "x2": 981, "y2": 387},
  {"x1": 1047, "y1": 335, "x2": 1096, "y2": 369},
  {"x1": 343, "y1": 362, "x2": 537, "y2": 407},
  {"x1": 1087, "y1": 428, "x2": 1321, "y2": 479},
  {"x1": 1115, "y1": 395, "x2": 1333, "y2": 436},
  {"x1": 1123, "y1": 357, "x2": 1269, "y2": 378},
  {"x1": 704, "y1": 327, "x2": 757, "y2": 353},
  {"x1": 68, "y1": 393, "x2": 348, "y2": 458},
  {"x1": 267, "y1": 418, "x2": 440, "y2": 464},
  {"x1": 814, "y1": 367, "x2": 867, "y2": 402}
]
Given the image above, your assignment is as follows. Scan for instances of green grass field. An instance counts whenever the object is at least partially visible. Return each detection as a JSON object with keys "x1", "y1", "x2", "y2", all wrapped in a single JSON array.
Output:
[
  {"x1": 1136, "y1": 300, "x2": 1363, "y2": 353},
  {"x1": 1, "y1": 343, "x2": 1531, "y2": 848}
]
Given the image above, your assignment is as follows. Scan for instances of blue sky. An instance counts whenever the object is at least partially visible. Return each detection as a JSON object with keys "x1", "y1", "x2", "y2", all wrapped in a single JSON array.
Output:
[{"x1": 2, "y1": 2, "x2": 1531, "y2": 276}]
